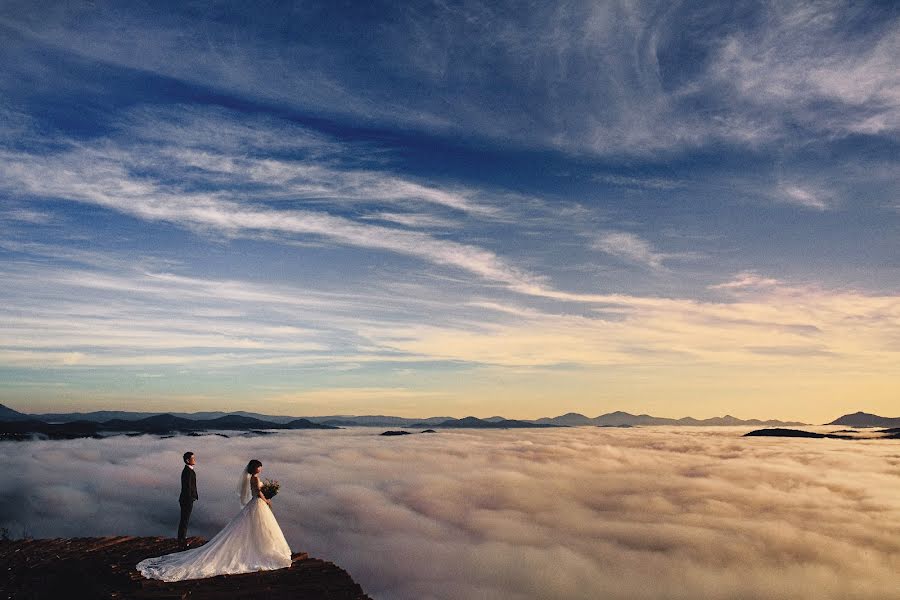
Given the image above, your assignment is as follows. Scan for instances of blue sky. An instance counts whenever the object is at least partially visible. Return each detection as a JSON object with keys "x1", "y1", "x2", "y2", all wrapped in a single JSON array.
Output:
[{"x1": 1, "y1": 1, "x2": 898, "y2": 420}]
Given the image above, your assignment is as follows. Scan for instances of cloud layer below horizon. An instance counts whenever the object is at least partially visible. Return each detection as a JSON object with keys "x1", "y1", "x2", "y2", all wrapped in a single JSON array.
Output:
[{"x1": 2, "y1": 429, "x2": 899, "y2": 599}]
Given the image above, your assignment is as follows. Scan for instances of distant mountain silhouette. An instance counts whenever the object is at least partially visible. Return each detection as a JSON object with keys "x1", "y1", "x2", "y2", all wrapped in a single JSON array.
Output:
[
  {"x1": 286, "y1": 418, "x2": 333, "y2": 429},
  {"x1": 0, "y1": 419, "x2": 100, "y2": 440},
  {"x1": 536, "y1": 411, "x2": 805, "y2": 427},
  {"x1": 743, "y1": 428, "x2": 900, "y2": 440},
  {"x1": 25, "y1": 409, "x2": 304, "y2": 424},
  {"x1": 745, "y1": 428, "x2": 833, "y2": 438},
  {"x1": 2, "y1": 404, "x2": 806, "y2": 429},
  {"x1": 101, "y1": 414, "x2": 201, "y2": 432},
  {"x1": 534, "y1": 412, "x2": 595, "y2": 426},
  {"x1": 200, "y1": 415, "x2": 286, "y2": 430},
  {"x1": 379, "y1": 429, "x2": 438, "y2": 436},
  {"x1": 409, "y1": 416, "x2": 557, "y2": 429},
  {"x1": 826, "y1": 411, "x2": 900, "y2": 428},
  {"x1": 0, "y1": 403, "x2": 31, "y2": 421},
  {"x1": 315, "y1": 415, "x2": 453, "y2": 427},
  {"x1": 101, "y1": 414, "x2": 337, "y2": 432},
  {"x1": 0, "y1": 412, "x2": 337, "y2": 440},
  {"x1": 675, "y1": 414, "x2": 800, "y2": 426},
  {"x1": 596, "y1": 411, "x2": 667, "y2": 426}
]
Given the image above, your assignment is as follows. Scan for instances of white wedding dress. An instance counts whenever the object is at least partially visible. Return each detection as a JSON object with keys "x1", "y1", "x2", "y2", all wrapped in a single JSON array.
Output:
[{"x1": 137, "y1": 473, "x2": 292, "y2": 581}]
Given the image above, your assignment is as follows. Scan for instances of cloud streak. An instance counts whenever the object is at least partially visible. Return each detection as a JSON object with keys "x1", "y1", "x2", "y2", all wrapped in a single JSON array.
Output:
[
  {"x1": 2, "y1": 248, "x2": 899, "y2": 420},
  {"x1": 710, "y1": 3, "x2": 900, "y2": 138},
  {"x1": 4, "y1": 1, "x2": 896, "y2": 156},
  {"x1": 778, "y1": 184, "x2": 830, "y2": 210},
  {"x1": 592, "y1": 231, "x2": 677, "y2": 270},
  {"x1": 0, "y1": 108, "x2": 549, "y2": 295}
]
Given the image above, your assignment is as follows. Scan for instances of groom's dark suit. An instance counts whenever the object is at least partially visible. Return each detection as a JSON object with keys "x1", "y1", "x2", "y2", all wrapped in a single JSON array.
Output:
[{"x1": 177, "y1": 465, "x2": 198, "y2": 545}]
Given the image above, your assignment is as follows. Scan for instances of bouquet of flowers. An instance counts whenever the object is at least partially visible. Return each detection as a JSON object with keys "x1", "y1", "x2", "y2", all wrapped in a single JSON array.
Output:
[{"x1": 260, "y1": 478, "x2": 280, "y2": 500}]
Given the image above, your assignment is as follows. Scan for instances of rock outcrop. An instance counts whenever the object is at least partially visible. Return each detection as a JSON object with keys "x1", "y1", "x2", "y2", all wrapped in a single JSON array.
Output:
[{"x1": 0, "y1": 536, "x2": 371, "y2": 599}]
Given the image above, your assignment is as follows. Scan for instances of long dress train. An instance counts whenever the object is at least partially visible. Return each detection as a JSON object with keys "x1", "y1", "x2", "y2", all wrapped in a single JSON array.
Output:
[{"x1": 137, "y1": 481, "x2": 291, "y2": 581}]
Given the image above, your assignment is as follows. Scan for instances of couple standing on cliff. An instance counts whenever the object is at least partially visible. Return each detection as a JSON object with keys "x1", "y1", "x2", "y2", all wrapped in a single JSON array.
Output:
[{"x1": 136, "y1": 451, "x2": 292, "y2": 582}]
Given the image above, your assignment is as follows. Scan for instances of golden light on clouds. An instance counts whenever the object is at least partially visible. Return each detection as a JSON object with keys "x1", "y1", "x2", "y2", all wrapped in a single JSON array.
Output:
[
  {"x1": 4, "y1": 429, "x2": 899, "y2": 599},
  {"x1": 353, "y1": 275, "x2": 900, "y2": 421},
  {"x1": 3, "y1": 269, "x2": 898, "y2": 421}
]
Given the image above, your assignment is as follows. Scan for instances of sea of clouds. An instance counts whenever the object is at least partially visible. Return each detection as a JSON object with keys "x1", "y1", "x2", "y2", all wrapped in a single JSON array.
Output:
[{"x1": 2, "y1": 427, "x2": 899, "y2": 599}]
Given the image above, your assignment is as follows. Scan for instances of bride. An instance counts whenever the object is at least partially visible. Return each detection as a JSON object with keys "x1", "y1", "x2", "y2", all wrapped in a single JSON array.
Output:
[{"x1": 137, "y1": 459, "x2": 292, "y2": 581}]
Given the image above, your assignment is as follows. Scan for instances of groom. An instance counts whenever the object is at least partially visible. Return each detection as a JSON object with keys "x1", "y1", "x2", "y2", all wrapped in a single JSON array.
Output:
[{"x1": 178, "y1": 451, "x2": 198, "y2": 550}]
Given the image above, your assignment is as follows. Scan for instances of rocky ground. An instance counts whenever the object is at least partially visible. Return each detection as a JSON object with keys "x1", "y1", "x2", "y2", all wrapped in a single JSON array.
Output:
[{"x1": 0, "y1": 536, "x2": 371, "y2": 599}]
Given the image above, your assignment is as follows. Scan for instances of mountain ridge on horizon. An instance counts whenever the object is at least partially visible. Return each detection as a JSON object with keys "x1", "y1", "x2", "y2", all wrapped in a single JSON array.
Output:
[
  {"x1": 0, "y1": 403, "x2": 820, "y2": 427},
  {"x1": 0, "y1": 407, "x2": 340, "y2": 439},
  {"x1": 826, "y1": 411, "x2": 900, "y2": 428}
]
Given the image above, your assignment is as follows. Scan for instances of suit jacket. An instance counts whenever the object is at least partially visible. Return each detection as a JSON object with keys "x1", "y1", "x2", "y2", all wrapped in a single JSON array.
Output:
[{"x1": 179, "y1": 465, "x2": 198, "y2": 503}]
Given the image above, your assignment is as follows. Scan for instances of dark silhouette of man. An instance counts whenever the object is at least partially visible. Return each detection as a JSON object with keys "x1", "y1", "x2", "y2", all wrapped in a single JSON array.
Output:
[{"x1": 178, "y1": 451, "x2": 198, "y2": 549}]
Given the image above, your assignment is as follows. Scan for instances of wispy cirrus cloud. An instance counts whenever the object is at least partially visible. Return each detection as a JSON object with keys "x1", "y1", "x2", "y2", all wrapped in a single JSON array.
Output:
[
  {"x1": 157, "y1": 146, "x2": 493, "y2": 216},
  {"x1": 373, "y1": 281, "x2": 900, "y2": 370},
  {"x1": 591, "y1": 231, "x2": 686, "y2": 270},
  {"x1": 5, "y1": 107, "x2": 719, "y2": 305},
  {"x1": 709, "y1": 2, "x2": 900, "y2": 138},
  {"x1": 4, "y1": 1, "x2": 896, "y2": 156},
  {"x1": 5, "y1": 244, "x2": 899, "y2": 372},
  {"x1": 709, "y1": 271, "x2": 782, "y2": 291},
  {"x1": 593, "y1": 174, "x2": 685, "y2": 190},
  {"x1": 778, "y1": 184, "x2": 831, "y2": 211},
  {"x1": 2, "y1": 236, "x2": 899, "y2": 418},
  {"x1": 0, "y1": 206, "x2": 56, "y2": 224},
  {"x1": 0, "y1": 108, "x2": 542, "y2": 293},
  {"x1": 362, "y1": 211, "x2": 459, "y2": 229}
]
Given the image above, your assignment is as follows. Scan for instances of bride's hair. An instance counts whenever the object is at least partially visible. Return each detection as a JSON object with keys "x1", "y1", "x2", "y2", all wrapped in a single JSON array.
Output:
[{"x1": 246, "y1": 459, "x2": 263, "y2": 474}]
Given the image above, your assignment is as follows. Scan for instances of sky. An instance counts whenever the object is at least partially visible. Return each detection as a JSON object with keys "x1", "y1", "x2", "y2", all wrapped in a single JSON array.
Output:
[
  {"x1": 3, "y1": 429, "x2": 899, "y2": 599},
  {"x1": 0, "y1": 1, "x2": 898, "y2": 421}
]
